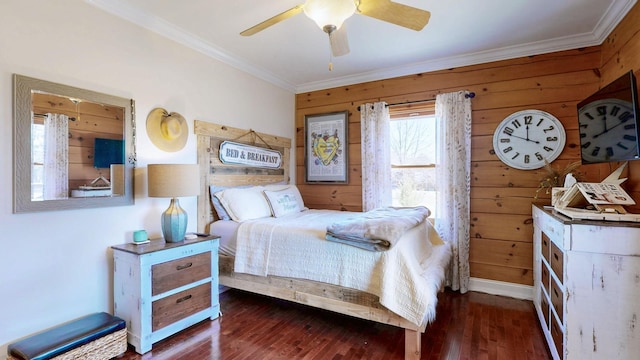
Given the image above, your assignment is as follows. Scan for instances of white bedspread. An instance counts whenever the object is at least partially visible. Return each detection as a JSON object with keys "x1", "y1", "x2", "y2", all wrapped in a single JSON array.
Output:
[{"x1": 233, "y1": 209, "x2": 451, "y2": 326}]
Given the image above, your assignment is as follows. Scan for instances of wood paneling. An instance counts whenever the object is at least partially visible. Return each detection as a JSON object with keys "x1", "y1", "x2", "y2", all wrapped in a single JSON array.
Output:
[{"x1": 295, "y1": 2, "x2": 640, "y2": 286}]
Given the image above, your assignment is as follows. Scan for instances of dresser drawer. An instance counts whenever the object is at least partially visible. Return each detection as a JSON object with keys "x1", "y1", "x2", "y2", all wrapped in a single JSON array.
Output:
[
  {"x1": 540, "y1": 290, "x2": 550, "y2": 330},
  {"x1": 541, "y1": 233, "x2": 551, "y2": 264},
  {"x1": 551, "y1": 313, "x2": 564, "y2": 358},
  {"x1": 541, "y1": 261, "x2": 550, "y2": 293},
  {"x1": 152, "y1": 282, "x2": 212, "y2": 331},
  {"x1": 550, "y1": 276, "x2": 564, "y2": 324},
  {"x1": 550, "y1": 242, "x2": 564, "y2": 281},
  {"x1": 152, "y1": 252, "x2": 211, "y2": 295},
  {"x1": 536, "y1": 211, "x2": 564, "y2": 247}
]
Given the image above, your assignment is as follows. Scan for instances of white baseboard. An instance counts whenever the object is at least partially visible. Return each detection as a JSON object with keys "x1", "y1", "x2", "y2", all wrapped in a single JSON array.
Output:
[{"x1": 469, "y1": 277, "x2": 533, "y2": 300}]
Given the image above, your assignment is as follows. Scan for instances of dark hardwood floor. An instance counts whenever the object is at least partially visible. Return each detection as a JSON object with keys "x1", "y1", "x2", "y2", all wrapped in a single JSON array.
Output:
[{"x1": 119, "y1": 289, "x2": 551, "y2": 360}]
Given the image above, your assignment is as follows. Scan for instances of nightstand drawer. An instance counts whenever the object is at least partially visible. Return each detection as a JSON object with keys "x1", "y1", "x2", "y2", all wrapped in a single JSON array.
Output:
[
  {"x1": 152, "y1": 252, "x2": 211, "y2": 295},
  {"x1": 152, "y1": 282, "x2": 212, "y2": 331}
]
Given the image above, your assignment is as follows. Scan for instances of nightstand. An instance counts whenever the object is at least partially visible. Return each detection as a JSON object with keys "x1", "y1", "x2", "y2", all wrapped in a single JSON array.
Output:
[{"x1": 112, "y1": 235, "x2": 220, "y2": 354}]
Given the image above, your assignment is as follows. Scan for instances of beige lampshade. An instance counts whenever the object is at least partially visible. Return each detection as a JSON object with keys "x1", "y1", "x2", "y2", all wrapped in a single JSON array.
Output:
[{"x1": 147, "y1": 164, "x2": 200, "y2": 198}]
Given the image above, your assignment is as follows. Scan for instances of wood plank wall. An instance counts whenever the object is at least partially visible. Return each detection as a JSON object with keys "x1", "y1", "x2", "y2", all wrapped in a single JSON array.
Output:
[
  {"x1": 295, "y1": 3, "x2": 640, "y2": 286},
  {"x1": 33, "y1": 93, "x2": 125, "y2": 190}
]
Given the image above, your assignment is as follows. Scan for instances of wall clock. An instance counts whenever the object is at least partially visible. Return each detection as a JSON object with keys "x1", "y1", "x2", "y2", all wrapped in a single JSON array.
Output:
[
  {"x1": 577, "y1": 98, "x2": 638, "y2": 164},
  {"x1": 493, "y1": 109, "x2": 566, "y2": 170}
]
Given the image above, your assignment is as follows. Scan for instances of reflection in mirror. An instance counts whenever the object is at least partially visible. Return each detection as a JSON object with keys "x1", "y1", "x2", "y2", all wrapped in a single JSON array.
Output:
[{"x1": 14, "y1": 74, "x2": 136, "y2": 213}]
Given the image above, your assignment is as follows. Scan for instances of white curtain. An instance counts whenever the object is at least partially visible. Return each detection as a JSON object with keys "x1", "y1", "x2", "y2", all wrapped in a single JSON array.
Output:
[
  {"x1": 43, "y1": 113, "x2": 69, "y2": 199},
  {"x1": 360, "y1": 102, "x2": 391, "y2": 211},
  {"x1": 435, "y1": 91, "x2": 472, "y2": 293}
]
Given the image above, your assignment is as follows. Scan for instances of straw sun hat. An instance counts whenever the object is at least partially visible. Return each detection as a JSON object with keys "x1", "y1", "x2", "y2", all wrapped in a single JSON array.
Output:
[{"x1": 146, "y1": 108, "x2": 188, "y2": 152}]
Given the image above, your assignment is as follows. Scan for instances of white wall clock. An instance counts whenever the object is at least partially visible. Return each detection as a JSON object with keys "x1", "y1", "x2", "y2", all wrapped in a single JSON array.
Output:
[
  {"x1": 493, "y1": 109, "x2": 566, "y2": 170},
  {"x1": 577, "y1": 98, "x2": 638, "y2": 163}
]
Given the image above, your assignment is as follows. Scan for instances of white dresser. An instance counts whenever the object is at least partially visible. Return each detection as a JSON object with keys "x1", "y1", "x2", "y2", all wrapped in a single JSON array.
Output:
[
  {"x1": 532, "y1": 204, "x2": 640, "y2": 359},
  {"x1": 112, "y1": 236, "x2": 220, "y2": 354}
]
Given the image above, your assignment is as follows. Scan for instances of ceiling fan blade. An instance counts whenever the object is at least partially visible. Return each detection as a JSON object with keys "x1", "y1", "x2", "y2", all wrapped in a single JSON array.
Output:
[
  {"x1": 240, "y1": 4, "x2": 304, "y2": 36},
  {"x1": 329, "y1": 25, "x2": 350, "y2": 57},
  {"x1": 357, "y1": 0, "x2": 431, "y2": 31}
]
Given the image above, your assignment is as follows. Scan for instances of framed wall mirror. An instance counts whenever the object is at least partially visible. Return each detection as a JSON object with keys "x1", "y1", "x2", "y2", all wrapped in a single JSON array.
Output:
[{"x1": 13, "y1": 74, "x2": 136, "y2": 213}]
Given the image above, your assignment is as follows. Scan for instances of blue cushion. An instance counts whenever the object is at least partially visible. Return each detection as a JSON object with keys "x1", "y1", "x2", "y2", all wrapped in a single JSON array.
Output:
[{"x1": 8, "y1": 312, "x2": 126, "y2": 360}]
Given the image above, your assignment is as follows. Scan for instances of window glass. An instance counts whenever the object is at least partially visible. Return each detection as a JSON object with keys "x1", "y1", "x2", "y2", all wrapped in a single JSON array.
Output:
[
  {"x1": 390, "y1": 112, "x2": 437, "y2": 217},
  {"x1": 31, "y1": 123, "x2": 44, "y2": 200}
]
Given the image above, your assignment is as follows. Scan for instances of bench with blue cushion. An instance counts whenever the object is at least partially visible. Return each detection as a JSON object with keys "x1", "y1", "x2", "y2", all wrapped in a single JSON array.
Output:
[{"x1": 7, "y1": 312, "x2": 127, "y2": 360}]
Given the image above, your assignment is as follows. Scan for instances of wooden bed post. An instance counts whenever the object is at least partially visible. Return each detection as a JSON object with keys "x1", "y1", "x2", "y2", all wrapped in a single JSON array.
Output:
[{"x1": 405, "y1": 329, "x2": 421, "y2": 360}]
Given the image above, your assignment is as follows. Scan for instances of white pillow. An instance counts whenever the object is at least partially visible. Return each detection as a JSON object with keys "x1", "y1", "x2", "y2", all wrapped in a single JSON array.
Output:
[
  {"x1": 213, "y1": 186, "x2": 272, "y2": 222},
  {"x1": 268, "y1": 185, "x2": 306, "y2": 211},
  {"x1": 263, "y1": 187, "x2": 303, "y2": 217}
]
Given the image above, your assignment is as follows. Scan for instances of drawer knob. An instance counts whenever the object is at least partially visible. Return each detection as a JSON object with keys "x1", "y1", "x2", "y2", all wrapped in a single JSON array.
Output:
[
  {"x1": 176, "y1": 262, "x2": 193, "y2": 271},
  {"x1": 176, "y1": 294, "x2": 192, "y2": 304}
]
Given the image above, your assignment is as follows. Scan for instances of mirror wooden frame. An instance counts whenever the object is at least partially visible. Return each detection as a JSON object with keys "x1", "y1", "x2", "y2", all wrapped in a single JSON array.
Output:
[{"x1": 13, "y1": 74, "x2": 136, "y2": 213}]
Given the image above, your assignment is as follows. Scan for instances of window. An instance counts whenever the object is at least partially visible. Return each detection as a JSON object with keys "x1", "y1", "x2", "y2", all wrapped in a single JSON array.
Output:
[
  {"x1": 31, "y1": 123, "x2": 45, "y2": 200},
  {"x1": 389, "y1": 102, "x2": 437, "y2": 216}
]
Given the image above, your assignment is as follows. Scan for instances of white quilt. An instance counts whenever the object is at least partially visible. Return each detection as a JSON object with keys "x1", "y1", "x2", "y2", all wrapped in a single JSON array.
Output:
[{"x1": 233, "y1": 209, "x2": 451, "y2": 326}]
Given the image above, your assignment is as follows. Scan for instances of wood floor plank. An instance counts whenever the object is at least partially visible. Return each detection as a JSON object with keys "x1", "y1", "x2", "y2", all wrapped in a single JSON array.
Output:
[{"x1": 118, "y1": 288, "x2": 551, "y2": 359}]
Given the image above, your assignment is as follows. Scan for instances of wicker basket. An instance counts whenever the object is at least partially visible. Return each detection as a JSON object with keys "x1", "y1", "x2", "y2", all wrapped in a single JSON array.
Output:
[{"x1": 7, "y1": 327, "x2": 127, "y2": 360}]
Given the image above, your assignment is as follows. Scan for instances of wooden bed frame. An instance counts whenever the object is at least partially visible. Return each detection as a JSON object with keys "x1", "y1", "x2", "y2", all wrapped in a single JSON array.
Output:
[{"x1": 195, "y1": 120, "x2": 428, "y2": 359}]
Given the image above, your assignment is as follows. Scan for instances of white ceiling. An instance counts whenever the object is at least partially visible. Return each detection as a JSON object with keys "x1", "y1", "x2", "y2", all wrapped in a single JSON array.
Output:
[{"x1": 86, "y1": 0, "x2": 637, "y2": 93}]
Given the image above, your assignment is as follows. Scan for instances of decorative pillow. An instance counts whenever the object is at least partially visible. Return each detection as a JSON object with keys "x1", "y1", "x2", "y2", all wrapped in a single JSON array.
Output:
[
  {"x1": 213, "y1": 186, "x2": 272, "y2": 222},
  {"x1": 209, "y1": 185, "x2": 251, "y2": 220},
  {"x1": 263, "y1": 186, "x2": 305, "y2": 217}
]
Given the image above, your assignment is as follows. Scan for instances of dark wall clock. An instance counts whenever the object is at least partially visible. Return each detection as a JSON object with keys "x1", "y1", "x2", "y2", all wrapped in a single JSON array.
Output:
[{"x1": 493, "y1": 109, "x2": 566, "y2": 170}]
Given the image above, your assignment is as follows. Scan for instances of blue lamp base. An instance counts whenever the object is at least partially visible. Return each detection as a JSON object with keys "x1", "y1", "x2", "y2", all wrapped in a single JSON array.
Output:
[{"x1": 161, "y1": 197, "x2": 188, "y2": 243}]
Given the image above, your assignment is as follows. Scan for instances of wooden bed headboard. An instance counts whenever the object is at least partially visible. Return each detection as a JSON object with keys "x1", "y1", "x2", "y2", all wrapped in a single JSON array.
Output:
[{"x1": 194, "y1": 120, "x2": 292, "y2": 233}]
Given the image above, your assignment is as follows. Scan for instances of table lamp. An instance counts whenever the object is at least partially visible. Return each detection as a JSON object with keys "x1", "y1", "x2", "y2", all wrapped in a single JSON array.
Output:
[{"x1": 147, "y1": 164, "x2": 200, "y2": 242}]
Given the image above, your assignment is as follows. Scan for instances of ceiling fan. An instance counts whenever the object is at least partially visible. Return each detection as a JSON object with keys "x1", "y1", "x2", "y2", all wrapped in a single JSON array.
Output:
[{"x1": 240, "y1": 0, "x2": 431, "y2": 61}]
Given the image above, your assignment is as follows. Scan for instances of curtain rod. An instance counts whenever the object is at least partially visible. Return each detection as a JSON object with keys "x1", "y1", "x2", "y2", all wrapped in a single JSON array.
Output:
[
  {"x1": 34, "y1": 113, "x2": 76, "y2": 121},
  {"x1": 357, "y1": 91, "x2": 475, "y2": 111}
]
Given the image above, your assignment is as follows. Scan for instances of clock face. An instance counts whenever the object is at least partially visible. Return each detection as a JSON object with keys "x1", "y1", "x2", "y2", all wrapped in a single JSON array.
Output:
[
  {"x1": 578, "y1": 98, "x2": 638, "y2": 163},
  {"x1": 493, "y1": 110, "x2": 566, "y2": 170}
]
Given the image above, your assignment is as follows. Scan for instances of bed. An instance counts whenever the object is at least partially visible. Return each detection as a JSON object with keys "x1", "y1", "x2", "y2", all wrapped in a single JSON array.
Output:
[{"x1": 194, "y1": 120, "x2": 451, "y2": 359}]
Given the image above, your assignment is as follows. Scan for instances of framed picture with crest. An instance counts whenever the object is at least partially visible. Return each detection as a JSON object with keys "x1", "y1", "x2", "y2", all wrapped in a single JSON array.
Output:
[{"x1": 304, "y1": 111, "x2": 349, "y2": 184}]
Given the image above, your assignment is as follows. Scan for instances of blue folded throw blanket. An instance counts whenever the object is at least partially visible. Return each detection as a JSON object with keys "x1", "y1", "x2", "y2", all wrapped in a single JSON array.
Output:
[{"x1": 325, "y1": 206, "x2": 430, "y2": 251}]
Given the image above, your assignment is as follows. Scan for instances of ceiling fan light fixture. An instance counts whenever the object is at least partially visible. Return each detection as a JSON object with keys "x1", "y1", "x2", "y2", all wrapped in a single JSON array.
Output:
[{"x1": 303, "y1": 0, "x2": 356, "y2": 30}]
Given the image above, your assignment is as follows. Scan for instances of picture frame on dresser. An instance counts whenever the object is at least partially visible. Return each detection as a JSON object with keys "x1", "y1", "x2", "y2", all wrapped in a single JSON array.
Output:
[{"x1": 304, "y1": 111, "x2": 349, "y2": 184}]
